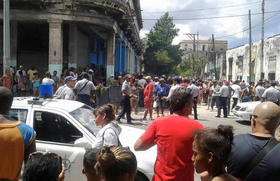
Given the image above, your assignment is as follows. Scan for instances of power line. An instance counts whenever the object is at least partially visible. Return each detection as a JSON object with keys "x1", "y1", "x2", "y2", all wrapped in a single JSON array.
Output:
[
  {"x1": 215, "y1": 12, "x2": 280, "y2": 39},
  {"x1": 142, "y1": 0, "x2": 278, "y2": 14},
  {"x1": 142, "y1": 10, "x2": 280, "y2": 21},
  {"x1": 143, "y1": 1, "x2": 262, "y2": 13}
]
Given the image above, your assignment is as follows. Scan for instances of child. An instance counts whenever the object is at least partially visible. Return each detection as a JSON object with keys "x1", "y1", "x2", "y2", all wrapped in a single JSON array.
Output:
[
  {"x1": 17, "y1": 70, "x2": 26, "y2": 96},
  {"x1": 82, "y1": 149, "x2": 99, "y2": 181},
  {"x1": 32, "y1": 73, "x2": 40, "y2": 97}
]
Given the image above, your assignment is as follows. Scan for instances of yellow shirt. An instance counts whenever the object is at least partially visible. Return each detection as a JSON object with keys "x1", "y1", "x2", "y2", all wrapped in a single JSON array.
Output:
[{"x1": 27, "y1": 70, "x2": 38, "y2": 81}]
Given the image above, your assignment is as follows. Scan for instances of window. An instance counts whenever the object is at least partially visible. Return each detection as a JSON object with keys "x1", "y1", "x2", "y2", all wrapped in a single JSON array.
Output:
[
  {"x1": 33, "y1": 111, "x2": 83, "y2": 144},
  {"x1": 9, "y1": 109, "x2": 28, "y2": 123},
  {"x1": 202, "y1": 45, "x2": 205, "y2": 51},
  {"x1": 268, "y1": 55, "x2": 277, "y2": 72}
]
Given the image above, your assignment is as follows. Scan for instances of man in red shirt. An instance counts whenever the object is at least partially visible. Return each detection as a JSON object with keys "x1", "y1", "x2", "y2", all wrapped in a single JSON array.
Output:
[
  {"x1": 134, "y1": 87, "x2": 203, "y2": 181},
  {"x1": 143, "y1": 76, "x2": 154, "y2": 120}
]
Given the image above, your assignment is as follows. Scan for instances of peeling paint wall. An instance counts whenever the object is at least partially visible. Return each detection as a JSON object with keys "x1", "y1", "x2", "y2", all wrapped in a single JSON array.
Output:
[{"x1": 226, "y1": 34, "x2": 280, "y2": 83}]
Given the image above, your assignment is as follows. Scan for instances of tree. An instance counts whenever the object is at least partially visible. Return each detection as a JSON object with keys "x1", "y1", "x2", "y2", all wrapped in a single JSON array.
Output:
[
  {"x1": 143, "y1": 13, "x2": 181, "y2": 75},
  {"x1": 175, "y1": 53, "x2": 207, "y2": 78}
]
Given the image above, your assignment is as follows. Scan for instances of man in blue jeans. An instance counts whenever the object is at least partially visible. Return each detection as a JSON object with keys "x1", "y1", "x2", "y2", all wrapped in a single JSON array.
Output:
[
  {"x1": 216, "y1": 81, "x2": 229, "y2": 118},
  {"x1": 117, "y1": 74, "x2": 132, "y2": 124}
]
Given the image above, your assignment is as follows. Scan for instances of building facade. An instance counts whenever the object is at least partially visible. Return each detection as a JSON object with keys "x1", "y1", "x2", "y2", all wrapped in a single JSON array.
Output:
[
  {"x1": 0, "y1": 0, "x2": 143, "y2": 80},
  {"x1": 226, "y1": 34, "x2": 280, "y2": 83},
  {"x1": 179, "y1": 39, "x2": 228, "y2": 79}
]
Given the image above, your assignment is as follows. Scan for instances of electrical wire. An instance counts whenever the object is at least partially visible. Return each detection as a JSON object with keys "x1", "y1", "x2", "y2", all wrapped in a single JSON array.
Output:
[
  {"x1": 142, "y1": 10, "x2": 280, "y2": 21},
  {"x1": 142, "y1": 0, "x2": 278, "y2": 14},
  {"x1": 215, "y1": 12, "x2": 280, "y2": 39},
  {"x1": 143, "y1": 1, "x2": 262, "y2": 13}
]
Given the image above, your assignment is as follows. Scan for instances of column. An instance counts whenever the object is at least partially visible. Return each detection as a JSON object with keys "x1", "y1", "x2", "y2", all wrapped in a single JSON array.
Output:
[
  {"x1": 106, "y1": 31, "x2": 115, "y2": 80},
  {"x1": 48, "y1": 19, "x2": 63, "y2": 77},
  {"x1": 68, "y1": 23, "x2": 78, "y2": 69},
  {"x1": 11, "y1": 21, "x2": 17, "y2": 68}
]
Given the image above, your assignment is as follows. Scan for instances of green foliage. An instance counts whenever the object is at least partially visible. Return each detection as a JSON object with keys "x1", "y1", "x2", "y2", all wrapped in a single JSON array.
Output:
[
  {"x1": 143, "y1": 12, "x2": 181, "y2": 75},
  {"x1": 175, "y1": 53, "x2": 208, "y2": 78}
]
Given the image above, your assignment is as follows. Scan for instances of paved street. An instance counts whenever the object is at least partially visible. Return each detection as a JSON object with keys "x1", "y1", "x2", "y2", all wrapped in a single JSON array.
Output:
[
  {"x1": 118, "y1": 104, "x2": 251, "y2": 135},
  {"x1": 118, "y1": 104, "x2": 251, "y2": 181}
]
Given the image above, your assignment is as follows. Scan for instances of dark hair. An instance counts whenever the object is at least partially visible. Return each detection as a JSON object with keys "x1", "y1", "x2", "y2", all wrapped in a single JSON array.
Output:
[
  {"x1": 45, "y1": 72, "x2": 51, "y2": 78},
  {"x1": 83, "y1": 148, "x2": 98, "y2": 176},
  {"x1": 94, "y1": 104, "x2": 116, "y2": 122},
  {"x1": 0, "y1": 87, "x2": 13, "y2": 114},
  {"x1": 23, "y1": 152, "x2": 62, "y2": 181},
  {"x1": 194, "y1": 125, "x2": 234, "y2": 165},
  {"x1": 95, "y1": 146, "x2": 137, "y2": 181},
  {"x1": 169, "y1": 87, "x2": 192, "y2": 113}
]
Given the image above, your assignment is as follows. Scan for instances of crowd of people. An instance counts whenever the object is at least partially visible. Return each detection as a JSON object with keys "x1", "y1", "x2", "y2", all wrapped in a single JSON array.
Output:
[
  {"x1": 115, "y1": 74, "x2": 280, "y2": 123},
  {"x1": 0, "y1": 81, "x2": 280, "y2": 181},
  {"x1": 1, "y1": 66, "x2": 280, "y2": 181}
]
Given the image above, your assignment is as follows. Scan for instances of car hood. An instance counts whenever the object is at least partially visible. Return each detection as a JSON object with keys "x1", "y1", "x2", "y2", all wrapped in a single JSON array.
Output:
[
  {"x1": 237, "y1": 101, "x2": 261, "y2": 108},
  {"x1": 119, "y1": 125, "x2": 156, "y2": 175}
]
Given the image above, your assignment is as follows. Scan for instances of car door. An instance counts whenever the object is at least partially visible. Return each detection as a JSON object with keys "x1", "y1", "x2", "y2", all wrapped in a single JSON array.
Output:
[{"x1": 30, "y1": 108, "x2": 88, "y2": 181}]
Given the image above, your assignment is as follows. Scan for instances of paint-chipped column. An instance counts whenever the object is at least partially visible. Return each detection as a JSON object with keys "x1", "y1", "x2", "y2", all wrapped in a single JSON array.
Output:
[
  {"x1": 48, "y1": 19, "x2": 63, "y2": 77},
  {"x1": 68, "y1": 23, "x2": 78, "y2": 69},
  {"x1": 106, "y1": 31, "x2": 115, "y2": 80},
  {"x1": 11, "y1": 21, "x2": 17, "y2": 68}
]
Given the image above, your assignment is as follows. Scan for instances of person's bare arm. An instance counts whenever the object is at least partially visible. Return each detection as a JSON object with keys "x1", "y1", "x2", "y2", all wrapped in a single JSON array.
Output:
[
  {"x1": 24, "y1": 139, "x2": 36, "y2": 163},
  {"x1": 134, "y1": 139, "x2": 154, "y2": 151}
]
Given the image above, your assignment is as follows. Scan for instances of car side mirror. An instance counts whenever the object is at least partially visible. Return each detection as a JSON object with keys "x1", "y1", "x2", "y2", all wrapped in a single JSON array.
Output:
[{"x1": 74, "y1": 137, "x2": 91, "y2": 148}]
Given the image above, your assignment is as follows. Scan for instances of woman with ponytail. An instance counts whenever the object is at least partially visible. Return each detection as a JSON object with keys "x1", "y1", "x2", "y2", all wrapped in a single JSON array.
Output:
[
  {"x1": 95, "y1": 146, "x2": 137, "y2": 181},
  {"x1": 192, "y1": 125, "x2": 239, "y2": 181},
  {"x1": 92, "y1": 104, "x2": 122, "y2": 149}
]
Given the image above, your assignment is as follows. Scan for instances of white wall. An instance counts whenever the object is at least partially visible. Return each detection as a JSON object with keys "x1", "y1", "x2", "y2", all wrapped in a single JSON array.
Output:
[{"x1": 226, "y1": 34, "x2": 280, "y2": 83}]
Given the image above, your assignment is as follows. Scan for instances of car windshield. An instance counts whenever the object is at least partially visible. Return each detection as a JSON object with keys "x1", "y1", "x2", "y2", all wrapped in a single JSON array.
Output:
[{"x1": 69, "y1": 106, "x2": 101, "y2": 136}]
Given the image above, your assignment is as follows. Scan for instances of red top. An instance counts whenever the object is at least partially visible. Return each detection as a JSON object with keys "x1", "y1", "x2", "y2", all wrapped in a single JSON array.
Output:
[
  {"x1": 144, "y1": 82, "x2": 154, "y2": 97},
  {"x1": 180, "y1": 83, "x2": 188, "y2": 87},
  {"x1": 140, "y1": 115, "x2": 204, "y2": 181}
]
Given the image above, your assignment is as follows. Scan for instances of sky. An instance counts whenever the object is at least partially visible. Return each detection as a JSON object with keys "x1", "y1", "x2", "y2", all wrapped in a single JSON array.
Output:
[{"x1": 139, "y1": 0, "x2": 280, "y2": 49}]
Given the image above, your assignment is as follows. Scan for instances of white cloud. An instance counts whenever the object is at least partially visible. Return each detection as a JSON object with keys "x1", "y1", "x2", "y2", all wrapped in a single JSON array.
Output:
[
  {"x1": 140, "y1": 29, "x2": 149, "y2": 39},
  {"x1": 172, "y1": 24, "x2": 191, "y2": 45},
  {"x1": 140, "y1": 0, "x2": 277, "y2": 48}
]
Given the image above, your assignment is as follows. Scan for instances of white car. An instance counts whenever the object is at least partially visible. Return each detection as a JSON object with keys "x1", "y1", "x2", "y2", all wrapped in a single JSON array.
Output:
[
  {"x1": 10, "y1": 97, "x2": 156, "y2": 181},
  {"x1": 232, "y1": 101, "x2": 261, "y2": 121}
]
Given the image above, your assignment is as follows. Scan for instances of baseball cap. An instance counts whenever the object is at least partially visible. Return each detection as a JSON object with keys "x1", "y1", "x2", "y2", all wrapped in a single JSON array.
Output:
[
  {"x1": 125, "y1": 74, "x2": 132, "y2": 79},
  {"x1": 88, "y1": 69, "x2": 94, "y2": 73},
  {"x1": 64, "y1": 76, "x2": 77, "y2": 83}
]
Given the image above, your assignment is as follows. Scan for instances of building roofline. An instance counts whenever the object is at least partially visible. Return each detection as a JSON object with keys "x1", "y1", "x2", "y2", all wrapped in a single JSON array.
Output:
[{"x1": 227, "y1": 33, "x2": 280, "y2": 50}]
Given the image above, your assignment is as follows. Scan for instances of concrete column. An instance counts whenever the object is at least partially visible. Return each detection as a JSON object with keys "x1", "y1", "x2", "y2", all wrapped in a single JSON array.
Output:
[
  {"x1": 106, "y1": 31, "x2": 115, "y2": 80},
  {"x1": 48, "y1": 19, "x2": 63, "y2": 77},
  {"x1": 68, "y1": 23, "x2": 78, "y2": 69},
  {"x1": 11, "y1": 21, "x2": 17, "y2": 68}
]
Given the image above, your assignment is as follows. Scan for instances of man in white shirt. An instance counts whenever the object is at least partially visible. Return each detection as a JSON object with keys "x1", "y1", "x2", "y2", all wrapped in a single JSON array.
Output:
[
  {"x1": 74, "y1": 73, "x2": 96, "y2": 106},
  {"x1": 262, "y1": 81, "x2": 280, "y2": 105},
  {"x1": 217, "y1": 81, "x2": 229, "y2": 118},
  {"x1": 255, "y1": 81, "x2": 265, "y2": 101},
  {"x1": 231, "y1": 80, "x2": 241, "y2": 110},
  {"x1": 55, "y1": 76, "x2": 76, "y2": 100},
  {"x1": 116, "y1": 74, "x2": 132, "y2": 124},
  {"x1": 189, "y1": 80, "x2": 200, "y2": 120},
  {"x1": 210, "y1": 81, "x2": 220, "y2": 111}
]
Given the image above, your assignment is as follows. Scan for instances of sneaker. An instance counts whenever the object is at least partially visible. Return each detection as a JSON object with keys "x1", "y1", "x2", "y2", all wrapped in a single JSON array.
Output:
[{"x1": 216, "y1": 115, "x2": 220, "y2": 118}]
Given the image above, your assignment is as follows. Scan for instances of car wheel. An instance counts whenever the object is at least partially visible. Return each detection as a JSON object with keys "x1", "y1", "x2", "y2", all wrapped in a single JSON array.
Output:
[{"x1": 134, "y1": 171, "x2": 149, "y2": 181}]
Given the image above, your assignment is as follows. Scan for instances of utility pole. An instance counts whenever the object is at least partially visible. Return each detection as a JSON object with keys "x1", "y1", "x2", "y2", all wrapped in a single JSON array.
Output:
[
  {"x1": 260, "y1": 0, "x2": 265, "y2": 80},
  {"x1": 3, "y1": 0, "x2": 11, "y2": 74},
  {"x1": 212, "y1": 34, "x2": 216, "y2": 80},
  {"x1": 196, "y1": 32, "x2": 199, "y2": 59},
  {"x1": 249, "y1": 10, "x2": 252, "y2": 83},
  {"x1": 185, "y1": 33, "x2": 198, "y2": 77}
]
